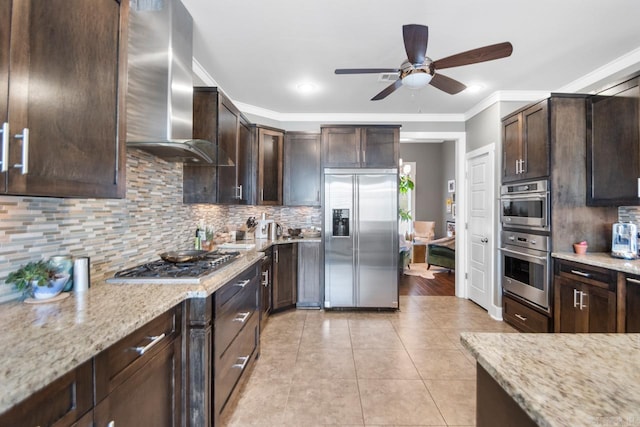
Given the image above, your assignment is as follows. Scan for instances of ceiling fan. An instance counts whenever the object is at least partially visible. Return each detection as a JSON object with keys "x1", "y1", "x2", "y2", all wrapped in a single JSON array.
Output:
[{"x1": 335, "y1": 24, "x2": 513, "y2": 101}]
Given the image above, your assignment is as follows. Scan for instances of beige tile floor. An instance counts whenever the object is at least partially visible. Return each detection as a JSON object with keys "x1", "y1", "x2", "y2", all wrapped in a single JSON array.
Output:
[{"x1": 222, "y1": 295, "x2": 518, "y2": 426}]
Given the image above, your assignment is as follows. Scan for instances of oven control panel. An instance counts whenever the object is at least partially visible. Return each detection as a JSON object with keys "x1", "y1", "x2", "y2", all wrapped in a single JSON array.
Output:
[{"x1": 501, "y1": 230, "x2": 548, "y2": 252}]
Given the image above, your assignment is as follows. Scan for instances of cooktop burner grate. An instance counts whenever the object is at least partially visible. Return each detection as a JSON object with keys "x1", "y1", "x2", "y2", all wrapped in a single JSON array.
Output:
[{"x1": 114, "y1": 251, "x2": 240, "y2": 279}]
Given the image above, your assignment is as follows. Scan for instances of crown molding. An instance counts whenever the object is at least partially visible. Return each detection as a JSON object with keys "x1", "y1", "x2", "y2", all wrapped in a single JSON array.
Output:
[{"x1": 192, "y1": 58, "x2": 218, "y2": 87}]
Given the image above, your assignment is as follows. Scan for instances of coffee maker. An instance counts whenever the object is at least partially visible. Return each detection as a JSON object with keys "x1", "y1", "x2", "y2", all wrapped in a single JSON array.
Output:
[{"x1": 611, "y1": 222, "x2": 638, "y2": 259}]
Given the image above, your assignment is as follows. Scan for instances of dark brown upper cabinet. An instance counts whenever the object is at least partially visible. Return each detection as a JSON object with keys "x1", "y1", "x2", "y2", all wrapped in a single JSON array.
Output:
[
  {"x1": 587, "y1": 74, "x2": 640, "y2": 206},
  {"x1": 1, "y1": 0, "x2": 127, "y2": 198},
  {"x1": 252, "y1": 125, "x2": 283, "y2": 205},
  {"x1": 501, "y1": 99, "x2": 550, "y2": 183},
  {"x1": 321, "y1": 125, "x2": 399, "y2": 168},
  {"x1": 284, "y1": 132, "x2": 321, "y2": 206},
  {"x1": 185, "y1": 87, "x2": 253, "y2": 204}
]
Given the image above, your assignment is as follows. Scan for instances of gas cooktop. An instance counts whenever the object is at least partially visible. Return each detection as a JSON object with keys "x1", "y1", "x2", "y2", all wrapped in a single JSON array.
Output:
[{"x1": 107, "y1": 251, "x2": 240, "y2": 284}]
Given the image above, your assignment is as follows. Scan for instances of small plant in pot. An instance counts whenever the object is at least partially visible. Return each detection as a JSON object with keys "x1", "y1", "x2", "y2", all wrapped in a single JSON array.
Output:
[{"x1": 6, "y1": 260, "x2": 69, "y2": 300}]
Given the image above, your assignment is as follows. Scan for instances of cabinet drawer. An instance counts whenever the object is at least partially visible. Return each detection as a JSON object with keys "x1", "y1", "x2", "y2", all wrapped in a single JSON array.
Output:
[
  {"x1": 0, "y1": 360, "x2": 92, "y2": 427},
  {"x1": 214, "y1": 312, "x2": 258, "y2": 414},
  {"x1": 95, "y1": 306, "x2": 181, "y2": 402},
  {"x1": 216, "y1": 264, "x2": 259, "y2": 313},
  {"x1": 503, "y1": 295, "x2": 550, "y2": 333},
  {"x1": 215, "y1": 277, "x2": 258, "y2": 356},
  {"x1": 556, "y1": 260, "x2": 616, "y2": 289}
]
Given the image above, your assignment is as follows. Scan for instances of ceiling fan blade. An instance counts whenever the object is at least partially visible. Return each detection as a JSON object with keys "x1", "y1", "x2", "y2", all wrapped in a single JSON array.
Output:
[
  {"x1": 335, "y1": 68, "x2": 399, "y2": 74},
  {"x1": 371, "y1": 79, "x2": 403, "y2": 101},
  {"x1": 429, "y1": 73, "x2": 467, "y2": 95},
  {"x1": 402, "y1": 24, "x2": 429, "y2": 65},
  {"x1": 433, "y1": 42, "x2": 513, "y2": 70}
]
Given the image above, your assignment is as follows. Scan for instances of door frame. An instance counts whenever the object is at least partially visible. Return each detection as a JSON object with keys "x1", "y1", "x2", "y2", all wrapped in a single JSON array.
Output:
[{"x1": 465, "y1": 143, "x2": 501, "y2": 319}]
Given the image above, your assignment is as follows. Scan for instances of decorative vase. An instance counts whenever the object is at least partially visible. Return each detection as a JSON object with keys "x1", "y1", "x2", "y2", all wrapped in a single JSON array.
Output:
[{"x1": 32, "y1": 274, "x2": 70, "y2": 300}]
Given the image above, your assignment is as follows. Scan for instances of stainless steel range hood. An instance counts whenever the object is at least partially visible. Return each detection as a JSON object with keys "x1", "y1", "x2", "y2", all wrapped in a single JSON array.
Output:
[{"x1": 126, "y1": 0, "x2": 232, "y2": 165}]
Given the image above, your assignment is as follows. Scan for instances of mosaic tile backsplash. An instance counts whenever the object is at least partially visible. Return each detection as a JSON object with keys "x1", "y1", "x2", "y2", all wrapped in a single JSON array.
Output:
[{"x1": 0, "y1": 149, "x2": 321, "y2": 303}]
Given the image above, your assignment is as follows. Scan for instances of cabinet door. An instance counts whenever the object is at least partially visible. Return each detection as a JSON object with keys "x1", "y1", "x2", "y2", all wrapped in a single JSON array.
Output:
[
  {"x1": 587, "y1": 77, "x2": 640, "y2": 206},
  {"x1": 0, "y1": 0, "x2": 9, "y2": 193},
  {"x1": 584, "y1": 283, "x2": 616, "y2": 333},
  {"x1": 258, "y1": 128, "x2": 283, "y2": 205},
  {"x1": 322, "y1": 127, "x2": 361, "y2": 167},
  {"x1": 237, "y1": 117, "x2": 254, "y2": 204},
  {"x1": 555, "y1": 276, "x2": 587, "y2": 333},
  {"x1": 0, "y1": 360, "x2": 93, "y2": 427},
  {"x1": 284, "y1": 132, "x2": 321, "y2": 206},
  {"x1": 273, "y1": 243, "x2": 298, "y2": 310},
  {"x1": 94, "y1": 337, "x2": 182, "y2": 427},
  {"x1": 625, "y1": 275, "x2": 640, "y2": 332},
  {"x1": 361, "y1": 127, "x2": 398, "y2": 167},
  {"x1": 7, "y1": 0, "x2": 125, "y2": 198},
  {"x1": 297, "y1": 242, "x2": 322, "y2": 307},
  {"x1": 217, "y1": 98, "x2": 240, "y2": 204},
  {"x1": 522, "y1": 100, "x2": 549, "y2": 180},
  {"x1": 502, "y1": 114, "x2": 522, "y2": 182}
]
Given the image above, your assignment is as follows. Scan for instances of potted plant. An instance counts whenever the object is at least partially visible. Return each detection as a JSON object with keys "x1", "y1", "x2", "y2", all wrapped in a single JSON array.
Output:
[{"x1": 6, "y1": 260, "x2": 69, "y2": 300}]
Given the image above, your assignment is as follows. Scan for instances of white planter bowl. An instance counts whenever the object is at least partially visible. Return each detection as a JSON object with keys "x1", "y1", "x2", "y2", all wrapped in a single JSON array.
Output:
[{"x1": 32, "y1": 274, "x2": 70, "y2": 300}]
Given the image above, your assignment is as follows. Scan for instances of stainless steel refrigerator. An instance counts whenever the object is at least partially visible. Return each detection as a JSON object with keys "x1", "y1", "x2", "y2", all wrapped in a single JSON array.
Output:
[{"x1": 324, "y1": 168, "x2": 398, "y2": 309}]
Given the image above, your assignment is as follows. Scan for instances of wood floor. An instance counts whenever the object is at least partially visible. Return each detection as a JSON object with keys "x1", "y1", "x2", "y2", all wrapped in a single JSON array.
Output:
[{"x1": 399, "y1": 268, "x2": 455, "y2": 296}]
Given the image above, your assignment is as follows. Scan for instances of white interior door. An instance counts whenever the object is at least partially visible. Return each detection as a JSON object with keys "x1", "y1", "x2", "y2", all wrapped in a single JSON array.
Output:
[{"x1": 466, "y1": 148, "x2": 494, "y2": 310}]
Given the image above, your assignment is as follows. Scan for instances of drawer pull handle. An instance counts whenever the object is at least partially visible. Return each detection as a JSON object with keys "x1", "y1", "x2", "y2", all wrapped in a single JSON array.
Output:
[
  {"x1": 514, "y1": 313, "x2": 527, "y2": 322},
  {"x1": 570, "y1": 269, "x2": 591, "y2": 278},
  {"x1": 0, "y1": 122, "x2": 8, "y2": 172},
  {"x1": 232, "y1": 355, "x2": 250, "y2": 370},
  {"x1": 235, "y1": 279, "x2": 251, "y2": 288},
  {"x1": 261, "y1": 271, "x2": 269, "y2": 286},
  {"x1": 573, "y1": 288, "x2": 580, "y2": 308},
  {"x1": 13, "y1": 128, "x2": 29, "y2": 174},
  {"x1": 233, "y1": 311, "x2": 251, "y2": 323},
  {"x1": 132, "y1": 333, "x2": 166, "y2": 355},
  {"x1": 627, "y1": 278, "x2": 640, "y2": 285}
]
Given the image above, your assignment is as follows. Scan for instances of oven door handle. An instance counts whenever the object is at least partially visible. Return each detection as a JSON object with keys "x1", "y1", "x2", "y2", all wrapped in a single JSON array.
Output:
[
  {"x1": 500, "y1": 193, "x2": 548, "y2": 201},
  {"x1": 498, "y1": 247, "x2": 548, "y2": 262}
]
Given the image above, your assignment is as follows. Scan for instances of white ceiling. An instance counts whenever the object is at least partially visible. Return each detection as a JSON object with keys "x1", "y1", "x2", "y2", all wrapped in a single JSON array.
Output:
[{"x1": 182, "y1": 0, "x2": 640, "y2": 118}]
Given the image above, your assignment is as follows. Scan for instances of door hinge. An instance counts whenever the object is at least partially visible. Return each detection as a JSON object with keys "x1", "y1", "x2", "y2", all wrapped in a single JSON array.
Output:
[
  {"x1": 465, "y1": 272, "x2": 468, "y2": 279},
  {"x1": 465, "y1": 222, "x2": 468, "y2": 230}
]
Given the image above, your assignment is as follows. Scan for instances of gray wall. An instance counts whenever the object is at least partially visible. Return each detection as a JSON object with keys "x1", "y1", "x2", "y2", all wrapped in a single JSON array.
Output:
[
  {"x1": 441, "y1": 140, "x2": 456, "y2": 237},
  {"x1": 399, "y1": 143, "x2": 445, "y2": 238}
]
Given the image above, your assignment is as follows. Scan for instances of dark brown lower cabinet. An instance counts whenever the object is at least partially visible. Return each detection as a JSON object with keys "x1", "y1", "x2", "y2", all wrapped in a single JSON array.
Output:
[
  {"x1": 554, "y1": 260, "x2": 616, "y2": 333},
  {"x1": 625, "y1": 274, "x2": 640, "y2": 332},
  {"x1": 0, "y1": 360, "x2": 93, "y2": 427},
  {"x1": 273, "y1": 243, "x2": 298, "y2": 311},
  {"x1": 94, "y1": 306, "x2": 182, "y2": 427}
]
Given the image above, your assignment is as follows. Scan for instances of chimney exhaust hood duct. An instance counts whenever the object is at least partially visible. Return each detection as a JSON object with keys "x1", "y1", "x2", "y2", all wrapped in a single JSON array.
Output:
[{"x1": 126, "y1": 0, "x2": 233, "y2": 166}]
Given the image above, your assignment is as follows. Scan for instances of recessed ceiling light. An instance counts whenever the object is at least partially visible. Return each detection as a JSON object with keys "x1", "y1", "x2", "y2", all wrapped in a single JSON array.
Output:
[
  {"x1": 296, "y1": 83, "x2": 317, "y2": 94},
  {"x1": 465, "y1": 84, "x2": 485, "y2": 94}
]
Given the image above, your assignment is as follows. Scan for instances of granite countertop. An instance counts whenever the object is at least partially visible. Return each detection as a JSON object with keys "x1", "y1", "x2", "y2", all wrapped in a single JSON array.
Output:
[
  {"x1": 0, "y1": 249, "x2": 267, "y2": 415},
  {"x1": 461, "y1": 332, "x2": 640, "y2": 427},
  {"x1": 553, "y1": 251, "x2": 640, "y2": 275}
]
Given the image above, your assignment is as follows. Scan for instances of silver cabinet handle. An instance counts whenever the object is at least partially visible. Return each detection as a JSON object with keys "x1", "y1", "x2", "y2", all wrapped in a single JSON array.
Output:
[
  {"x1": 233, "y1": 311, "x2": 251, "y2": 323},
  {"x1": 234, "y1": 279, "x2": 250, "y2": 288},
  {"x1": 238, "y1": 184, "x2": 243, "y2": 200},
  {"x1": 520, "y1": 159, "x2": 526, "y2": 174},
  {"x1": 13, "y1": 127, "x2": 28, "y2": 174},
  {"x1": 232, "y1": 355, "x2": 250, "y2": 370},
  {"x1": 275, "y1": 249, "x2": 278, "y2": 263},
  {"x1": 515, "y1": 159, "x2": 519, "y2": 174},
  {"x1": 570, "y1": 269, "x2": 591, "y2": 278},
  {"x1": 261, "y1": 271, "x2": 269, "y2": 286},
  {"x1": 260, "y1": 188, "x2": 264, "y2": 201},
  {"x1": 132, "y1": 333, "x2": 166, "y2": 355},
  {"x1": 579, "y1": 291, "x2": 587, "y2": 310},
  {"x1": 627, "y1": 277, "x2": 640, "y2": 285},
  {"x1": 514, "y1": 313, "x2": 527, "y2": 322},
  {"x1": 0, "y1": 122, "x2": 8, "y2": 172},
  {"x1": 573, "y1": 288, "x2": 580, "y2": 308}
]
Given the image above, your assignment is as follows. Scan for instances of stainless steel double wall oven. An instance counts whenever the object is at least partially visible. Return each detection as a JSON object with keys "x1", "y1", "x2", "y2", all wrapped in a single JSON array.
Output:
[{"x1": 499, "y1": 180, "x2": 552, "y2": 312}]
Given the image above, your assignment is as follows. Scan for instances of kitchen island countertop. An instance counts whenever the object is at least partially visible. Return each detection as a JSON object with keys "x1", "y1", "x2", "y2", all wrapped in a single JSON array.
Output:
[
  {"x1": 461, "y1": 332, "x2": 640, "y2": 427},
  {"x1": 0, "y1": 248, "x2": 267, "y2": 415}
]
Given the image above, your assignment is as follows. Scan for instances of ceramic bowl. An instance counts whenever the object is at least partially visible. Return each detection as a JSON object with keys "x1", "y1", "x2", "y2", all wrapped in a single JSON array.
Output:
[{"x1": 32, "y1": 274, "x2": 69, "y2": 300}]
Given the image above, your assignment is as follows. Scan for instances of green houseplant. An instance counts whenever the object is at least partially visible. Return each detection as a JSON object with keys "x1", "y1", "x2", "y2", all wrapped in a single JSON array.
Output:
[{"x1": 6, "y1": 260, "x2": 68, "y2": 299}]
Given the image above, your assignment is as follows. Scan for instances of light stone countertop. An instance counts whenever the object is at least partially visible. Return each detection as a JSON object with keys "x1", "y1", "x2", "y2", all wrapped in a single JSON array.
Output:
[
  {"x1": 553, "y1": 251, "x2": 640, "y2": 275},
  {"x1": 461, "y1": 332, "x2": 640, "y2": 427},
  {"x1": 0, "y1": 249, "x2": 265, "y2": 415}
]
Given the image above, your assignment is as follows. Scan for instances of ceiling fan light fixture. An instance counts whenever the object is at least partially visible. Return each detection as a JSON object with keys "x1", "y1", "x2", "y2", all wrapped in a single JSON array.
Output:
[{"x1": 402, "y1": 72, "x2": 432, "y2": 89}]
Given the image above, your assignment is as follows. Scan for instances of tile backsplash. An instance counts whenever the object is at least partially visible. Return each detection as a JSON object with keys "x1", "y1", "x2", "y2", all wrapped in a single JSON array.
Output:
[
  {"x1": 618, "y1": 206, "x2": 640, "y2": 226},
  {"x1": 0, "y1": 149, "x2": 321, "y2": 303}
]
